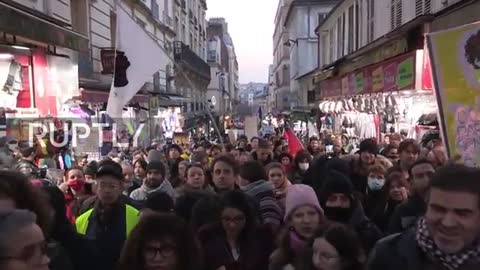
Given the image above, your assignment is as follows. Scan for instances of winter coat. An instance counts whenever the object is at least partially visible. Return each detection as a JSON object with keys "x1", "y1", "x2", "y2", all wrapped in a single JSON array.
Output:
[
  {"x1": 344, "y1": 200, "x2": 383, "y2": 253},
  {"x1": 388, "y1": 194, "x2": 426, "y2": 234},
  {"x1": 368, "y1": 229, "x2": 480, "y2": 270},
  {"x1": 175, "y1": 184, "x2": 215, "y2": 199},
  {"x1": 241, "y1": 180, "x2": 283, "y2": 229},
  {"x1": 370, "y1": 199, "x2": 402, "y2": 233},
  {"x1": 289, "y1": 169, "x2": 306, "y2": 184},
  {"x1": 198, "y1": 224, "x2": 274, "y2": 270}
]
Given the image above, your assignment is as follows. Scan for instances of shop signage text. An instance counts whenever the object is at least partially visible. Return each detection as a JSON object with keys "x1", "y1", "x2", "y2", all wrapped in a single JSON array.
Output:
[
  {"x1": 320, "y1": 52, "x2": 416, "y2": 98},
  {"x1": 27, "y1": 122, "x2": 145, "y2": 148}
]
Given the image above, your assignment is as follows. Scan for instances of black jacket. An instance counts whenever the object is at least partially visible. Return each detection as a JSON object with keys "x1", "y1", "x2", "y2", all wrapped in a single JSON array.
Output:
[
  {"x1": 15, "y1": 159, "x2": 39, "y2": 178},
  {"x1": 346, "y1": 201, "x2": 383, "y2": 253},
  {"x1": 368, "y1": 229, "x2": 480, "y2": 270},
  {"x1": 388, "y1": 195, "x2": 426, "y2": 234}
]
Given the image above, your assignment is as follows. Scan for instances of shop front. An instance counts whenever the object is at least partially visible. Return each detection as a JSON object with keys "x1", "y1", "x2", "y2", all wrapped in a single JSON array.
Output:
[
  {"x1": 316, "y1": 49, "x2": 436, "y2": 146},
  {"x1": 0, "y1": 0, "x2": 88, "y2": 144}
]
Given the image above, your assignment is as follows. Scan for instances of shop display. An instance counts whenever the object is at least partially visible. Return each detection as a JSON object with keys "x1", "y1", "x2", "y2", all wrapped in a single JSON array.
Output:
[{"x1": 317, "y1": 92, "x2": 437, "y2": 143}]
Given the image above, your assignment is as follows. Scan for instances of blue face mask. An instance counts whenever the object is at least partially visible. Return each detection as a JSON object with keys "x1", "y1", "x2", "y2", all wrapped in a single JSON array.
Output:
[{"x1": 367, "y1": 177, "x2": 385, "y2": 191}]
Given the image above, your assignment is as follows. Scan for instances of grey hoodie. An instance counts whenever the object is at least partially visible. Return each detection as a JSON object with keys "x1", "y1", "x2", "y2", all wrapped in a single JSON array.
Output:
[{"x1": 130, "y1": 180, "x2": 176, "y2": 201}]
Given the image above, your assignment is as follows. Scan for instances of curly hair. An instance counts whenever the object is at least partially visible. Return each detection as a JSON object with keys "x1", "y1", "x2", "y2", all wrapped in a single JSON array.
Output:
[
  {"x1": 0, "y1": 170, "x2": 52, "y2": 235},
  {"x1": 465, "y1": 29, "x2": 480, "y2": 69},
  {"x1": 117, "y1": 213, "x2": 202, "y2": 270}
]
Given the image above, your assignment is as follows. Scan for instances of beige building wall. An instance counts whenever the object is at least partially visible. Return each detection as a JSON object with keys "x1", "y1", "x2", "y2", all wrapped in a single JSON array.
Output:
[{"x1": 12, "y1": 0, "x2": 72, "y2": 23}]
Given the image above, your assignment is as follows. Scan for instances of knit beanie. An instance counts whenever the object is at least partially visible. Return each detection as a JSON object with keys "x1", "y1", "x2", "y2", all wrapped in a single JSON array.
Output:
[
  {"x1": 168, "y1": 144, "x2": 183, "y2": 154},
  {"x1": 320, "y1": 171, "x2": 354, "y2": 203},
  {"x1": 146, "y1": 160, "x2": 166, "y2": 177},
  {"x1": 284, "y1": 184, "x2": 323, "y2": 221},
  {"x1": 147, "y1": 149, "x2": 163, "y2": 162}
]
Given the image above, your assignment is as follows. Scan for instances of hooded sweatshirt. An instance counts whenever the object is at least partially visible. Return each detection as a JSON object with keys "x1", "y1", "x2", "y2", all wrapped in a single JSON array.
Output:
[
  {"x1": 241, "y1": 180, "x2": 282, "y2": 229},
  {"x1": 130, "y1": 180, "x2": 176, "y2": 201}
]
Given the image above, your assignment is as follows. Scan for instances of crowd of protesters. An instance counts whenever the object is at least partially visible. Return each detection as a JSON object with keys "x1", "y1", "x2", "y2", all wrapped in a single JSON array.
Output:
[{"x1": 0, "y1": 132, "x2": 479, "y2": 270}]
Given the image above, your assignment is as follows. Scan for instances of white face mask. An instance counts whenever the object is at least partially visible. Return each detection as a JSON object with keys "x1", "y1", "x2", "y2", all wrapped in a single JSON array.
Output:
[
  {"x1": 299, "y1": 162, "x2": 310, "y2": 171},
  {"x1": 367, "y1": 177, "x2": 385, "y2": 191}
]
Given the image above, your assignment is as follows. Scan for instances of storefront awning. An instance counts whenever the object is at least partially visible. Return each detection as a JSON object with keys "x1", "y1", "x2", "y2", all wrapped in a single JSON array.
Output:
[
  {"x1": 81, "y1": 90, "x2": 149, "y2": 104},
  {"x1": 0, "y1": 1, "x2": 89, "y2": 52}
]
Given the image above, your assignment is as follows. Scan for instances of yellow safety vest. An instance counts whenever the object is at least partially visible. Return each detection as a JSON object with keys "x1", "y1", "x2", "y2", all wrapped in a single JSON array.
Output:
[{"x1": 75, "y1": 204, "x2": 140, "y2": 237}]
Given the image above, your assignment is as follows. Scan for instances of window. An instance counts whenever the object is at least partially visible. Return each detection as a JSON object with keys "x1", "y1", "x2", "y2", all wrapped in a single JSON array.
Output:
[
  {"x1": 151, "y1": 0, "x2": 159, "y2": 19},
  {"x1": 164, "y1": 0, "x2": 169, "y2": 17},
  {"x1": 336, "y1": 17, "x2": 342, "y2": 58},
  {"x1": 207, "y1": 50, "x2": 216, "y2": 62},
  {"x1": 415, "y1": 0, "x2": 431, "y2": 16},
  {"x1": 181, "y1": 25, "x2": 186, "y2": 42},
  {"x1": 342, "y1": 13, "x2": 346, "y2": 55},
  {"x1": 348, "y1": 6, "x2": 354, "y2": 53},
  {"x1": 318, "y1": 13, "x2": 327, "y2": 26},
  {"x1": 71, "y1": 0, "x2": 89, "y2": 35},
  {"x1": 329, "y1": 28, "x2": 334, "y2": 63},
  {"x1": 355, "y1": 0, "x2": 361, "y2": 50},
  {"x1": 110, "y1": 11, "x2": 117, "y2": 47},
  {"x1": 174, "y1": 17, "x2": 179, "y2": 33},
  {"x1": 391, "y1": 0, "x2": 402, "y2": 30},
  {"x1": 322, "y1": 33, "x2": 328, "y2": 66},
  {"x1": 367, "y1": 0, "x2": 375, "y2": 42}
]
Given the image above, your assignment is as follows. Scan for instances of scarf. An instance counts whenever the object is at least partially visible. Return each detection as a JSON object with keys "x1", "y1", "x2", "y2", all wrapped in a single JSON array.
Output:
[
  {"x1": 416, "y1": 217, "x2": 480, "y2": 270},
  {"x1": 289, "y1": 230, "x2": 307, "y2": 257},
  {"x1": 275, "y1": 179, "x2": 291, "y2": 199}
]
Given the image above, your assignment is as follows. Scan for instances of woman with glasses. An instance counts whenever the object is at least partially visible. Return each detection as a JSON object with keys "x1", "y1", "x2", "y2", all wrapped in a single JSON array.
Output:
[
  {"x1": 0, "y1": 209, "x2": 50, "y2": 270},
  {"x1": 299, "y1": 224, "x2": 364, "y2": 270},
  {"x1": 117, "y1": 213, "x2": 201, "y2": 270},
  {"x1": 197, "y1": 190, "x2": 274, "y2": 270}
]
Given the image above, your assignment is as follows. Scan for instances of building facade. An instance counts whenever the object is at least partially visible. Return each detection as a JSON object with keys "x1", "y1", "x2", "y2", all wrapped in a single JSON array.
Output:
[
  {"x1": 284, "y1": 0, "x2": 339, "y2": 109},
  {"x1": 173, "y1": 0, "x2": 210, "y2": 125},
  {"x1": 239, "y1": 82, "x2": 269, "y2": 118},
  {"x1": 314, "y1": 0, "x2": 470, "y2": 98},
  {"x1": 206, "y1": 17, "x2": 238, "y2": 124},
  {"x1": 272, "y1": 0, "x2": 293, "y2": 111}
]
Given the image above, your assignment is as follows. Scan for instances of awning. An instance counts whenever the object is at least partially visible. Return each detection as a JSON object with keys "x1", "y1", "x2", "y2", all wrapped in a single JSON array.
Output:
[
  {"x1": 81, "y1": 90, "x2": 149, "y2": 104},
  {"x1": 0, "y1": 1, "x2": 89, "y2": 52},
  {"x1": 313, "y1": 69, "x2": 335, "y2": 84}
]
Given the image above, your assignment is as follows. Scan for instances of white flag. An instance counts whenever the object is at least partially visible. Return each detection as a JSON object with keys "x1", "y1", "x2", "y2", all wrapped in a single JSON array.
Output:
[{"x1": 107, "y1": 7, "x2": 167, "y2": 118}]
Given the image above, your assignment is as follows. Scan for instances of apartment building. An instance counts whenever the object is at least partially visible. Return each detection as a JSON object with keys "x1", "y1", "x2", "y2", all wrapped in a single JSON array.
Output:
[
  {"x1": 272, "y1": 0, "x2": 293, "y2": 111},
  {"x1": 206, "y1": 17, "x2": 239, "y2": 128},
  {"x1": 284, "y1": 0, "x2": 339, "y2": 109},
  {"x1": 173, "y1": 0, "x2": 210, "y2": 120},
  {"x1": 312, "y1": 0, "x2": 473, "y2": 101}
]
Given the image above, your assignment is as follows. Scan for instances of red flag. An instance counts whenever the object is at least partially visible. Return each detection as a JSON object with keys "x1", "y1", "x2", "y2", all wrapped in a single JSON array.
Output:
[{"x1": 283, "y1": 129, "x2": 304, "y2": 157}]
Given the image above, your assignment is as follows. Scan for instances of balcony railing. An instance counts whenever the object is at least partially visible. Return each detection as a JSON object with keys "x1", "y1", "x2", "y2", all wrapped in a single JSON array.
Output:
[{"x1": 174, "y1": 41, "x2": 211, "y2": 81}]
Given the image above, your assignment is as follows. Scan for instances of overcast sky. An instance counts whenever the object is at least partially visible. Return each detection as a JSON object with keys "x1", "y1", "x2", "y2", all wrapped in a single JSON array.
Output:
[{"x1": 206, "y1": 0, "x2": 277, "y2": 84}]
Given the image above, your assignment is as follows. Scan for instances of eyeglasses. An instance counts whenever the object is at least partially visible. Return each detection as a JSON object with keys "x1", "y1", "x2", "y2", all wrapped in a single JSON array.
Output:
[
  {"x1": 144, "y1": 244, "x2": 177, "y2": 259},
  {"x1": 315, "y1": 251, "x2": 339, "y2": 262},
  {"x1": 221, "y1": 216, "x2": 246, "y2": 224},
  {"x1": 97, "y1": 181, "x2": 120, "y2": 189},
  {"x1": 0, "y1": 240, "x2": 48, "y2": 263}
]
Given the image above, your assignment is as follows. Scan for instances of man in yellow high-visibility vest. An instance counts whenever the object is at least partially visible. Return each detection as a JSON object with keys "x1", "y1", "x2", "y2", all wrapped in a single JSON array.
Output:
[{"x1": 75, "y1": 159, "x2": 140, "y2": 270}]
